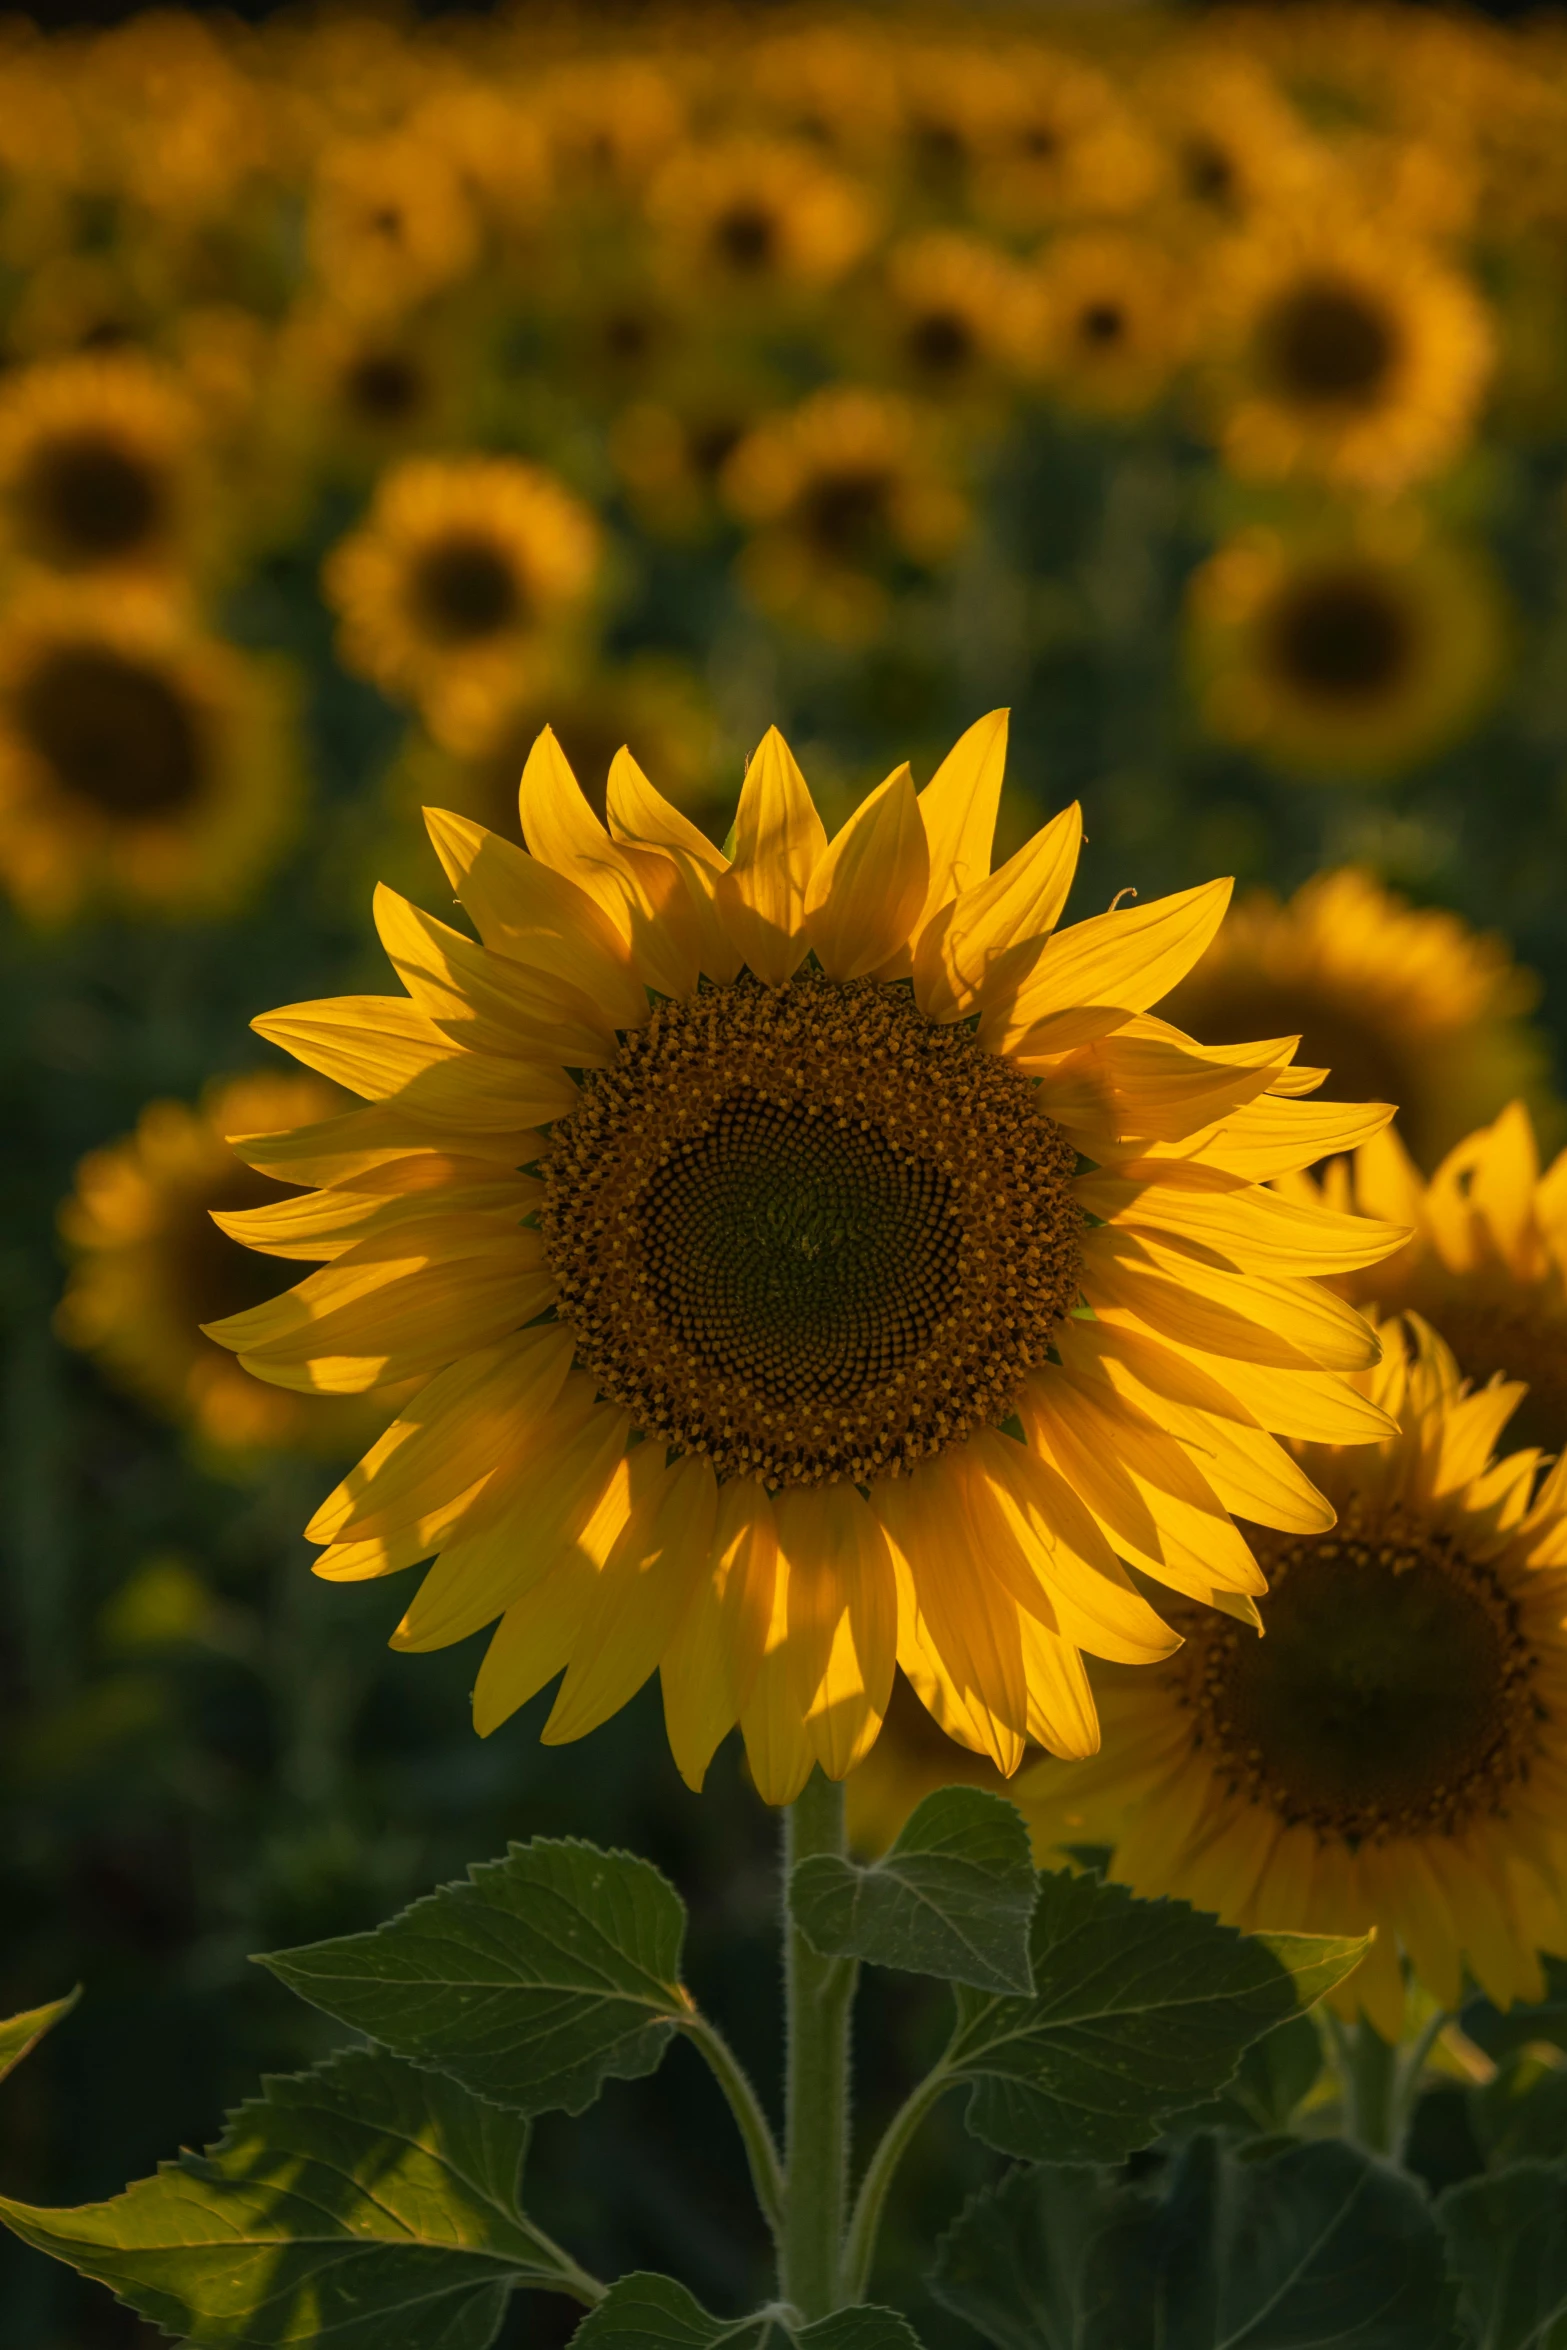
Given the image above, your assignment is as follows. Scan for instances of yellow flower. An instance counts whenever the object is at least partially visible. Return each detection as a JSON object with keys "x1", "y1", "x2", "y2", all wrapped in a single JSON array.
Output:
[
  {"x1": 1138, "y1": 50, "x2": 1321, "y2": 233},
  {"x1": 870, "y1": 233, "x2": 1039, "y2": 400},
  {"x1": 609, "y1": 363, "x2": 781, "y2": 544},
  {"x1": 1206, "y1": 211, "x2": 1494, "y2": 491},
  {"x1": 969, "y1": 47, "x2": 1160, "y2": 230},
  {"x1": 1035, "y1": 231, "x2": 1192, "y2": 418},
  {"x1": 203, "y1": 711, "x2": 1400, "y2": 1801},
  {"x1": 742, "y1": 27, "x2": 901, "y2": 164},
  {"x1": 1164, "y1": 868, "x2": 1551, "y2": 1172},
  {"x1": 0, "y1": 353, "x2": 207, "y2": 583},
  {"x1": 1299, "y1": 1105, "x2": 1567, "y2": 1456},
  {"x1": 306, "y1": 131, "x2": 481, "y2": 318},
  {"x1": 536, "y1": 58, "x2": 686, "y2": 200},
  {"x1": 648, "y1": 137, "x2": 873, "y2": 299},
  {"x1": 322, "y1": 456, "x2": 601, "y2": 754},
  {"x1": 1017, "y1": 1313, "x2": 1567, "y2": 2040},
  {"x1": 57, "y1": 1076, "x2": 381, "y2": 1458},
  {"x1": 269, "y1": 303, "x2": 472, "y2": 483},
  {"x1": 1186, "y1": 519, "x2": 1507, "y2": 777},
  {"x1": 721, "y1": 388, "x2": 968, "y2": 642},
  {"x1": 0, "y1": 582, "x2": 299, "y2": 923}
]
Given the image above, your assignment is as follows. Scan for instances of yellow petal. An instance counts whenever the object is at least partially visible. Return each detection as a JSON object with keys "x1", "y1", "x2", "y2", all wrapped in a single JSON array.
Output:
[
  {"x1": 1180, "y1": 1347, "x2": 1401, "y2": 1446},
  {"x1": 914, "y1": 803, "x2": 1082, "y2": 1022},
  {"x1": 714, "y1": 727, "x2": 826, "y2": 984},
  {"x1": 471, "y1": 1562, "x2": 596, "y2": 1738},
  {"x1": 1039, "y1": 1032, "x2": 1291, "y2": 1146},
  {"x1": 607, "y1": 748, "x2": 740, "y2": 984},
  {"x1": 661, "y1": 1481, "x2": 778, "y2": 1793},
  {"x1": 231, "y1": 1103, "x2": 540, "y2": 1187},
  {"x1": 740, "y1": 1548, "x2": 817, "y2": 1807},
  {"x1": 1082, "y1": 1227, "x2": 1381, "y2": 1374},
  {"x1": 1128, "y1": 1094, "x2": 1396, "y2": 1182},
  {"x1": 1015, "y1": 1611, "x2": 1100, "y2": 1760},
  {"x1": 543, "y1": 1453, "x2": 719, "y2": 1745},
  {"x1": 252, "y1": 996, "x2": 577, "y2": 1132},
  {"x1": 874, "y1": 1463, "x2": 1029, "y2": 1773},
  {"x1": 913, "y1": 707, "x2": 1008, "y2": 926},
  {"x1": 804, "y1": 766, "x2": 929, "y2": 980},
  {"x1": 1075, "y1": 1163, "x2": 1411, "y2": 1277},
  {"x1": 372, "y1": 884, "x2": 618, "y2": 1064},
  {"x1": 518, "y1": 729, "x2": 702, "y2": 998},
  {"x1": 778, "y1": 1484, "x2": 896, "y2": 1780},
  {"x1": 423, "y1": 806, "x2": 647, "y2": 1027},
  {"x1": 982, "y1": 877, "x2": 1232, "y2": 1054}
]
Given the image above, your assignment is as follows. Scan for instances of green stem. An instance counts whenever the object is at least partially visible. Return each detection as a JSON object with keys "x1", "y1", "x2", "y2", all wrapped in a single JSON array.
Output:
[
  {"x1": 1324, "y1": 2011, "x2": 1401, "y2": 2157},
  {"x1": 682, "y1": 2011, "x2": 786, "y2": 2240},
  {"x1": 781, "y1": 1770, "x2": 857, "y2": 2321},
  {"x1": 841, "y1": 2063, "x2": 954, "y2": 2305}
]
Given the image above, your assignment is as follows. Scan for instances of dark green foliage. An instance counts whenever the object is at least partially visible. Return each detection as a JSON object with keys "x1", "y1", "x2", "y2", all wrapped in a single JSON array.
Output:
[
  {"x1": 790, "y1": 1788, "x2": 1037, "y2": 1996},
  {"x1": 0, "y1": 1988, "x2": 79, "y2": 2087},
  {"x1": 569, "y1": 2274, "x2": 924, "y2": 2347},
  {"x1": 1441, "y1": 2160, "x2": 1567, "y2": 2348},
  {"x1": 933, "y1": 2135, "x2": 1457, "y2": 2350}
]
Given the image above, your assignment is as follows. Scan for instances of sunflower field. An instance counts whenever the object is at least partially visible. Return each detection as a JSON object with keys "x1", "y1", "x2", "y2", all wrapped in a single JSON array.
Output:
[{"x1": 11, "y1": 4, "x2": 1567, "y2": 2347}]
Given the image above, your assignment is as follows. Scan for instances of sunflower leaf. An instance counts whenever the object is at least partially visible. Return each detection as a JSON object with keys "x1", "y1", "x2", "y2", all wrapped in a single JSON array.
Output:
[
  {"x1": 259, "y1": 1838, "x2": 688, "y2": 2117},
  {"x1": 0, "y1": 1986, "x2": 79, "y2": 2085},
  {"x1": 790, "y1": 1786, "x2": 1036, "y2": 1994},
  {"x1": 568, "y1": 2275, "x2": 924, "y2": 2347},
  {"x1": 946, "y1": 1868, "x2": 1367, "y2": 2163},
  {"x1": 932, "y1": 2134, "x2": 1457, "y2": 2350},
  {"x1": 1440, "y1": 2159, "x2": 1567, "y2": 2348},
  {"x1": 0, "y1": 2046, "x2": 593, "y2": 2347}
]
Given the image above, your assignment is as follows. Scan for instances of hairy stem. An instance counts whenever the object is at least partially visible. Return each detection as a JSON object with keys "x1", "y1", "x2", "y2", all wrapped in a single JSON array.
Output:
[
  {"x1": 841, "y1": 2062, "x2": 954, "y2": 2304},
  {"x1": 681, "y1": 2010, "x2": 786, "y2": 2240},
  {"x1": 781, "y1": 1770, "x2": 857, "y2": 2320}
]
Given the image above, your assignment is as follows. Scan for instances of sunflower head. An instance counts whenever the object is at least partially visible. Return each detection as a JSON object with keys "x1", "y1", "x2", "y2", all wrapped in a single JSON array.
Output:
[
  {"x1": 0, "y1": 353, "x2": 200, "y2": 579},
  {"x1": 201, "y1": 710, "x2": 1402, "y2": 1804},
  {"x1": 648, "y1": 137, "x2": 872, "y2": 296},
  {"x1": 308, "y1": 132, "x2": 481, "y2": 317},
  {"x1": 1019, "y1": 1312, "x2": 1567, "y2": 2038},
  {"x1": 1037, "y1": 232, "x2": 1191, "y2": 416}
]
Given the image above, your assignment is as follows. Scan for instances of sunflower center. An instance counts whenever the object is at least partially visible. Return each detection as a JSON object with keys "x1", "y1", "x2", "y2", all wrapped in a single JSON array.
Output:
[
  {"x1": 802, "y1": 467, "x2": 892, "y2": 560},
  {"x1": 344, "y1": 349, "x2": 427, "y2": 423},
  {"x1": 16, "y1": 645, "x2": 203, "y2": 818},
  {"x1": 1268, "y1": 569, "x2": 1415, "y2": 702},
  {"x1": 1079, "y1": 300, "x2": 1126, "y2": 347},
  {"x1": 409, "y1": 531, "x2": 521, "y2": 643},
  {"x1": 1263, "y1": 278, "x2": 1400, "y2": 405},
  {"x1": 543, "y1": 973, "x2": 1083, "y2": 1488},
  {"x1": 20, "y1": 429, "x2": 166, "y2": 564},
  {"x1": 1182, "y1": 135, "x2": 1236, "y2": 207},
  {"x1": 715, "y1": 202, "x2": 779, "y2": 273},
  {"x1": 1180, "y1": 1510, "x2": 1540, "y2": 1839},
  {"x1": 909, "y1": 310, "x2": 973, "y2": 375}
]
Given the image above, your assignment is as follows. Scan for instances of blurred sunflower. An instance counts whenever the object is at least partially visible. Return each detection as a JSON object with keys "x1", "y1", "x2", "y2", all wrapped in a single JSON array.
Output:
[
  {"x1": 609, "y1": 362, "x2": 780, "y2": 542},
  {"x1": 1165, "y1": 869, "x2": 1550, "y2": 1171},
  {"x1": 1208, "y1": 214, "x2": 1494, "y2": 490},
  {"x1": 722, "y1": 387, "x2": 969, "y2": 640},
  {"x1": 972, "y1": 48, "x2": 1159, "y2": 231},
  {"x1": 536, "y1": 58, "x2": 686, "y2": 201},
  {"x1": 871, "y1": 232, "x2": 1036, "y2": 400},
  {"x1": 0, "y1": 352, "x2": 205, "y2": 582},
  {"x1": 0, "y1": 582, "x2": 299, "y2": 923},
  {"x1": 307, "y1": 131, "x2": 480, "y2": 318},
  {"x1": 1139, "y1": 51, "x2": 1321, "y2": 233},
  {"x1": 1299, "y1": 1106, "x2": 1567, "y2": 1456},
  {"x1": 322, "y1": 455, "x2": 601, "y2": 753},
  {"x1": 1018, "y1": 1314, "x2": 1567, "y2": 2040},
  {"x1": 893, "y1": 44, "x2": 1023, "y2": 204},
  {"x1": 1037, "y1": 231, "x2": 1192, "y2": 418},
  {"x1": 58, "y1": 1076, "x2": 380, "y2": 1458},
  {"x1": 648, "y1": 137, "x2": 872, "y2": 300},
  {"x1": 270, "y1": 303, "x2": 469, "y2": 481},
  {"x1": 204, "y1": 712, "x2": 1398, "y2": 1797},
  {"x1": 742, "y1": 27, "x2": 901, "y2": 163},
  {"x1": 1187, "y1": 520, "x2": 1507, "y2": 777}
]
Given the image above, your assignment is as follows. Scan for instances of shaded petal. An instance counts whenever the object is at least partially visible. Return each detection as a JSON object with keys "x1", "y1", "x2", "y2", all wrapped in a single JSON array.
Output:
[
  {"x1": 607, "y1": 747, "x2": 739, "y2": 983},
  {"x1": 913, "y1": 707, "x2": 1008, "y2": 925},
  {"x1": 251, "y1": 996, "x2": 577, "y2": 1132},
  {"x1": 982, "y1": 878, "x2": 1232, "y2": 1052},
  {"x1": 914, "y1": 803, "x2": 1082, "y2": 1021},
  {"x1": 778, "y1": 1484, "x2": 896, "y2": 1780},
  {"x1": 804, "y1": 765, "x2": 929, "y2": 981},
  {"x1": 874, "y1": 1462, "x2": 1029, "y2": 1774},
  {"x1": 662, "y1": 1480, "x2": 778, "y2": 1792},
  {"x1": 424, "y1": 806, "x2": 647, "y2": 1027},
  {"x1": 714, "y1": 727, "x2": 825, "y2": 984},
  {"x1": 1076, "y1": 1162, "x2": 1411, "y2": 1277},
  {"x1": 372, "y1": 884, "x2": 618, "y2": 1064}
]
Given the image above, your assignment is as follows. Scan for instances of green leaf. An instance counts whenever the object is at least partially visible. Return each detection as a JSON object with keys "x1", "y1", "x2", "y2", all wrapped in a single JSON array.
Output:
[
  {"x1": 932, "y1": 2133, "x2": 1456, "y2": 2349},
  {"x1": 946, "y1": 1868, "x2": 1366, "y2": 2163},
  {"x1": 0, "y1": 2046, "x2": 594, "y2": 2347},
  {"x1": 261, "y1": 1838, "x2": 687, "y2": 2117},
  {"x1": 569, "y1": 2277, "x2": 923, "y2": 2348},
  {"x1": 1464, "y1": 1959, "x2": 1567, "y2": 2064},
  {"x1": 1171, "y1": 2011, "x2": 1325, "y2": 2138},
  {"x1": 791, "y1": 1786, "x2": 1036, "y2": 1995},
  {"x1": 1472, "y1": 2054, "x2": 1567, "y2": 2170},
  {"x1": 1441, "y1": 2160, "x2": 1567, "y2": 2347},
  {"x1": 0, "y1": 1986, "x2": 79, "y2": 2085}
]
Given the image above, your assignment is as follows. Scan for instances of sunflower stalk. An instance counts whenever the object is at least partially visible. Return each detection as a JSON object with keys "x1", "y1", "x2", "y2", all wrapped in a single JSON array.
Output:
[
  {"x1": 781, "y1": 1770, "x2": 858, "y2": 2320},
  {"x1": 1324, "y1": 2006, "x2": 1447, "y2": 2161}
]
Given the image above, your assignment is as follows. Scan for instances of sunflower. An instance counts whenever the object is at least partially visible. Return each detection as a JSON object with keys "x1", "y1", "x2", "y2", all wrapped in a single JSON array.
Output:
[
  {"x1": 57, "y1": 1076, "x2": 379, "y2": 1458},
  {"x1": 269, "y1": 303, "x2": 470, "y2": 482},
  {"x1": 1206, "y1": 212, "x2": 1494, "y2": 491},
  {"x1": 1138, "y1": 50, "x2": 1321, "y2": 234},
  {"x1": 1036, "y1": 231, "x2": 1192, "y2": 418},
  {"x1": 307, "y1": 131, "x2": 481, "y2": 318},
  {"x1": 609, "y1": 362, "x2": 781, "y2": 543},
  {"x1": 0, "y1": 352, "x2": 205, "y2": 582},
  {"x1": 648, "y1": 137, "x2": 872, "y2": 300},
  {"x1": 1018, "y1": 1313, "x2": 1567, "y2": 2040},
  {"x1": 869, "y1": 233, "x2": 1038, "y2": 400},
  {"x1": 846, "y1": 1675, "x2": 1010, "y2": 1856},
  {"x1": 322, "y1": 456, "x2": 601, "y2": 754},
  {"x1": 721, "y1": 388, "x2": 969, "y2": 641},
  {"x1": 536, "y1": 58, "x2": 686, "y2": 201},
  {"x1": 970, "y1": 47, "x2": 1159, "y2": 231},
  {"x1": 1164, "y1": 868, "x2": 1551, "y2": 1172},
  {"x1": 202, "y1": 710, "x2": 1400, "y2": 1801},
  {"x1": 1186, "y1": 519, "x2": 1507, "y2": 778},
  {"x1": 0, "y1": 581, "x2": 299, "y2": 923},
  {"x1": 742, "y1": 27, "x2": 901, "y2": 164},
  {"x1": 1295, "y1": 1106, "x2": 1567, "y2": 1457}
]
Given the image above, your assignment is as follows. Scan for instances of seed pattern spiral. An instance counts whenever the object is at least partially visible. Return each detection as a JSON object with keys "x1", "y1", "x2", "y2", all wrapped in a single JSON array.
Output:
[{"x1": 541, "y1": 972, "x2": 1083, "y2": 1489}]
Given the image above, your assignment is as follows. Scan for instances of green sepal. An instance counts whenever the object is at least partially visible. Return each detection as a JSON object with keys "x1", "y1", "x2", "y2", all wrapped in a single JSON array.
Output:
[
  {"x1": 932, "y1": 2132, "x2": 1456, "y2": 2349},
  {"x1": 259, "y1": 1837, "x2": 688, "y2": 2116},
  {"x1": 569, "y1": 2275, "x2": 923, "y2": 2347},
  {"x1": 790, "y1": 1786, "x2": 1036, "y2": 1994},
  {"x1": 1441, "y1": 2158, "x2": 1567, "y2": 2347},
  {"x1": 0, "y1": 1986, "x2": 79, "y2": 2085},
  {"x1": 0, "y1": 2046, "x2": 594, "y2": 2347},
  {"x1": 947, "y1": 1868, "x2": 1366, "y2": 2162}
]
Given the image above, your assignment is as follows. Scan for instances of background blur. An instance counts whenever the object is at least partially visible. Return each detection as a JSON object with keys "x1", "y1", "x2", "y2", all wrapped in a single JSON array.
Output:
[{"x1": 4, "y1": 4, "x2": 1567, "y2": 2342}]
